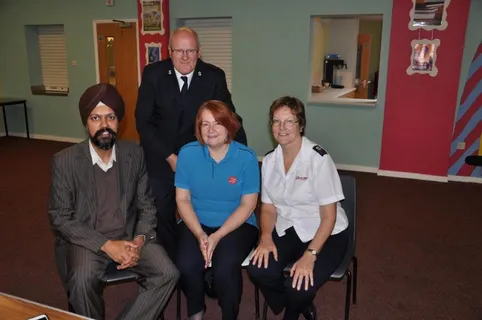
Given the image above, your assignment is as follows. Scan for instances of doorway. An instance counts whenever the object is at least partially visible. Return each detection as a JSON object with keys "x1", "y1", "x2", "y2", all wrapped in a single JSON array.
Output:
[
  {"x1": 355, "y1": 34, "x2": 372, "y2": 99},
  {"x1": 94, "y1": 20, "x2": 139, "y2": 142}
]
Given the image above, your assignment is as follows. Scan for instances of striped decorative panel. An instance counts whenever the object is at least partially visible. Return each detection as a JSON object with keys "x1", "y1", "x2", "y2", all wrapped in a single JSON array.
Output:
[{"x1": 448, "y1": 41, "x2": 482, "y2": 176}]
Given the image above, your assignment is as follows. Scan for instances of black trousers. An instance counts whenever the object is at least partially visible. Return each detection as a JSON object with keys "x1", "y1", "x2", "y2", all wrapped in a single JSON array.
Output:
[
  {"x1": 57, "y1": 242, "x2": 179, "y2": 320},
  {"x1": 176, "y1": 221, "x2": 258, "y2": 319},
  {"x1": 247, "y1": 227, "x2": 348, "y2": 320},
  {"x1": 149, "y1": 176, "x2": 178, "y2": 260}
]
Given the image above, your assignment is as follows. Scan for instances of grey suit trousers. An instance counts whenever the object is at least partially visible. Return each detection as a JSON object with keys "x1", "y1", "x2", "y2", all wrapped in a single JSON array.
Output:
[{"x1": 61, "y1": 242, "x2": 179, "y2": 320}]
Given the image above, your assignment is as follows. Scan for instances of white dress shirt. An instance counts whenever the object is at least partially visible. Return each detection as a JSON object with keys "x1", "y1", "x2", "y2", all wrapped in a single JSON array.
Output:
[
  {"x1": 261, "y1": 136, "x2": 348, "y2": 242},
  {"x1": 89, "y1": 140, "x2": 116, "y2": 172},
  {"x1": 174, "y1": 68, "x2": 194, "y2": 91}
]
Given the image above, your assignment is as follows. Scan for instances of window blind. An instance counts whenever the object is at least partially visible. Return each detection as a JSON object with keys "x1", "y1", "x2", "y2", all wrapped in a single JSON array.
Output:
[
  {"x1": 37, "y1": 25, "x2": 69, "y2": 91},
  {"x1": 183, "y1": 18, "x2": 233, "y2": 92}
]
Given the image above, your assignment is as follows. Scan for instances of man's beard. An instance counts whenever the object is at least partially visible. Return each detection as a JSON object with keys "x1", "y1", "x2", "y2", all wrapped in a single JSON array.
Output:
[{"x1": 90, "y1": 128, "x2": 117, "y2": 150}]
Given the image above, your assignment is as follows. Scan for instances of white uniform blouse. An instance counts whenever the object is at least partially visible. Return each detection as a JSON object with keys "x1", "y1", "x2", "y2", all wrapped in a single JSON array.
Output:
[{"x1": 261, "y1": 137, "x2": 348, "y2": 243}]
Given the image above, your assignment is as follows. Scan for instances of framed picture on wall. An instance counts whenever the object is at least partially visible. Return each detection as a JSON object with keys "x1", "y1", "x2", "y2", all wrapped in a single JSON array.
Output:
[
  {"x1": 408, "y1": 0, "x2": 450, "y2": 31},
  {"x1": 141, "y1": 0, "x2": 165, "y2": 35},
  {"x1": 145, "y1": 42, "x2": 162, "y2": 65},
  {"x1": 406, "y1": 39, "x2": 440, "y2": 77}
]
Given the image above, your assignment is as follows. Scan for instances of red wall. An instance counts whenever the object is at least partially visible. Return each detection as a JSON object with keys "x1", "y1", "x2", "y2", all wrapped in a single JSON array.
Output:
[
  {"x1": 379, "y1": 0, "x2": 471, "y2": 176},
  {"x1": 137, "y1": 0, "x2": 170, "y2": 72}
]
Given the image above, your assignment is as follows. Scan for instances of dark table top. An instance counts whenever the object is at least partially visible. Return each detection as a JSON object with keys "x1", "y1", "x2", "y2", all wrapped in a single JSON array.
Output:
[{"x1": 0, "y1": 98, "x2": 27, "y2": 106}]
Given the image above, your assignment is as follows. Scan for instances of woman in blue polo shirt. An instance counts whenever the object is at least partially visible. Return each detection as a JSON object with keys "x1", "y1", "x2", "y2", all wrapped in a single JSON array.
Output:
[{"x1": 174, "y1": 100, "x2": 260, "y2": 320}]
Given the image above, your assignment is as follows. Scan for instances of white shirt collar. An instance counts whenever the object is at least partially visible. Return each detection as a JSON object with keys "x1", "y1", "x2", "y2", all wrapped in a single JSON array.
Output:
[
  {"x1": 174, "y1": 68, "x2": 194, "y2": 90},
  {"x1": 274, "y1": 137, "x2": 308, "y2": 174},
  {"x1": 88, "y1": 140, "x2": 116, "y2": 172},
  {"x1": 299, "y1": 136, "x2": 310, "y2": 160}
]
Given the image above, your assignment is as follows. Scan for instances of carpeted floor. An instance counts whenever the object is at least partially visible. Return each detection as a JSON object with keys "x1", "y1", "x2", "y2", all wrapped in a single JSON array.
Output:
[{"x1": 1, "y1": 136, "x2": 481, "y2": 320}]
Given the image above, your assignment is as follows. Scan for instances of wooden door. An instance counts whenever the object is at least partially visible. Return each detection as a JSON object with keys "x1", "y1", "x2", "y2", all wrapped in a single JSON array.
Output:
[
  {"x1": 355, "y1": 34, "x2": 372, "y2": 99},
  {"x1": 96, "y1": 22, "x2": 139, "y2": 141}
]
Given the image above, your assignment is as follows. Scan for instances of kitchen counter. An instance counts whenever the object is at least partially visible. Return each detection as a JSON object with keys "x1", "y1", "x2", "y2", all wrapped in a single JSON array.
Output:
[{"x1": 309, "y1": 87, "x2": 377, "y2": 106}]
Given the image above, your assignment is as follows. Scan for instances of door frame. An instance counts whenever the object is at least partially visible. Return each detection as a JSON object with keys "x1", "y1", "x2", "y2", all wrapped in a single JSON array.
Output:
[{"x1": 92, "y1": 19, "x2": 141, "y2": 85}]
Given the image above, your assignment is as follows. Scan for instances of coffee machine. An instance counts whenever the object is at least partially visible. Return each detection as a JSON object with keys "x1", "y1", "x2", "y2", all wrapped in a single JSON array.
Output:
[{"x1": 323, "y1": 58, "x2": 345, "y2": 86}]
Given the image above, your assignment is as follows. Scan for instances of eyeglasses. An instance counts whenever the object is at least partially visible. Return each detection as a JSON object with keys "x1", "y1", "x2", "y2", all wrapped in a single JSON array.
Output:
[
  {"x1": 171, "y1": 48, "x2": 199, "y2": 56},
  {"x1": 271, "y1": 118, "x2": 299, "y2": 128}
]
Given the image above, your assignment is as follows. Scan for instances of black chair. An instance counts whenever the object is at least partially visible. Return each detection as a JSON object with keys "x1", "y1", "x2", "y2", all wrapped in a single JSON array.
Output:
[
  {"x1": 100, "y1": 262, "x2": 165, "y2": 320},
  {"x1": 100, "y1": 262, "x2": 138, "y2": 285},
  {"x1": 255, "y1": 174, "x2": 358, "y2": 320},
  {"x1": 465, "y1": 155, "x2": 482, "y2": 167}
]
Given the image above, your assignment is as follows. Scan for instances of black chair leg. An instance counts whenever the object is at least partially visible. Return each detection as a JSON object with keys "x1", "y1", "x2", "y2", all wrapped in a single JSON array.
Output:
[
  {"x1": 254, "y1": 284, "x2": 260, "y2": 320},
  {"x1": 262, "y1": 300, "x2": 268, "y2": 320},
  {"x1": 176, "y1": 285, "x2": 182, "y2": 320},
  {"x1": 353, "y1": 256, "x2": 358, "y2": 304},
  {"x1": 345, "y1": 270, "x2": 352, "y2": 320}
]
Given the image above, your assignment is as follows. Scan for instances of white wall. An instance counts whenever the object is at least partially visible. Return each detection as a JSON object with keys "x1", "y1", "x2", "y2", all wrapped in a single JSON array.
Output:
[
  {"x1": 311, "y1": 17, "x2": 325, "y2": 85},
  {"x1": 325, "y1": 17, "x2": 359, "y2": 87}
]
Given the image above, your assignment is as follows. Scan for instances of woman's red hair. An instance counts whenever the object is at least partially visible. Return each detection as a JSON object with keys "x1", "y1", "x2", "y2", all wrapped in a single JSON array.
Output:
[{"x1": 195, "y1": 100, "x2": 240, "y2": 145}]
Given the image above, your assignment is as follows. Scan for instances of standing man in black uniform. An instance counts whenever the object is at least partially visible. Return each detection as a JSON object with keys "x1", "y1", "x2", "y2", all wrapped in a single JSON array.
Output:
[{"x1": 135, "y1": 27, "x2": 247, "y2": 260}]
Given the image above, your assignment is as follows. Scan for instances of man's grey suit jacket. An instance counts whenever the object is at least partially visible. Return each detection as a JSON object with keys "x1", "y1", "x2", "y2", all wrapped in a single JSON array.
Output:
[{"x1": 48, "y1": 140, "x2": 157, "y2": 254}]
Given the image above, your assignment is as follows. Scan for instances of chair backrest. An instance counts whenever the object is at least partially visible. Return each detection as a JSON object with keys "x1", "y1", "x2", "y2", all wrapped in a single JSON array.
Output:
[
  {"x1": 338, "y1": 174, "x2": 357, "y2": 262},
  {"x1": 281, "y1": 174, "x2": 357, "y2": 275}
]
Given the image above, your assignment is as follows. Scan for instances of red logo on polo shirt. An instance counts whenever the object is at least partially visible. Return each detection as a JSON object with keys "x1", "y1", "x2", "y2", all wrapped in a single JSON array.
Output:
[{"x1": 228, "y1": 176, "x2": 237, "y2": 184}]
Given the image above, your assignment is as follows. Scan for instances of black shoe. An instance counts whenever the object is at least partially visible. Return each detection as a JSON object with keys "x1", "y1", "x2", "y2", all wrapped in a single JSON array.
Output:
[{"x1": 302, "y1": 303, "x2": 317, "y2": 320}]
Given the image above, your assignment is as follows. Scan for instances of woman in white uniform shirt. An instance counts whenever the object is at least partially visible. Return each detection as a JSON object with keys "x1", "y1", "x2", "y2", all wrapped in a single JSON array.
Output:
[{"x1": 247, "y1": 96, "x2": 349, "y2": 320}]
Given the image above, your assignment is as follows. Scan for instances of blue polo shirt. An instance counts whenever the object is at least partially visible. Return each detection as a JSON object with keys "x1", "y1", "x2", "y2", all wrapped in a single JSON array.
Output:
[{"x1": 175, "y1": 141, "x2": 259, "y2": 228}]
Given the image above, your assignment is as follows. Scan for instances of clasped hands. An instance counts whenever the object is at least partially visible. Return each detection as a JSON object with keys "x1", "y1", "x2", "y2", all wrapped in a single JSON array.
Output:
[
  {"x1": 101, "y1": 236, "x2": 145, "y2": 270},
  {"x1": 250, "y1": 236, "x2": 316, "y2": 291},
  {"x1": 196, "y1": 231, "x2": 221, "y2": 268}
]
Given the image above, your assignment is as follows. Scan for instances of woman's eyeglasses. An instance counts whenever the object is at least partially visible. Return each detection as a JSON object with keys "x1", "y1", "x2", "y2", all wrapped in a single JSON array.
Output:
[{"x1": 270, "y1": 118, "x2": 299, "y2": 128}]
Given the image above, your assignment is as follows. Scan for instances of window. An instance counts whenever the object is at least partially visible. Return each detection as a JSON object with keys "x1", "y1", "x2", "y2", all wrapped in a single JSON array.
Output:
[
  {"x1": 182, "y1": 18, "x2": 233, "y2": 92},
  {"x1": 309, "y1": 15, "x2": 383, "y2": 106},
  {"x1": 38, "y1": 25, "x2": 69, "y2": 92},
  {"x1": 25, "y1": 24, "x2": 69, "y2": 95}
]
